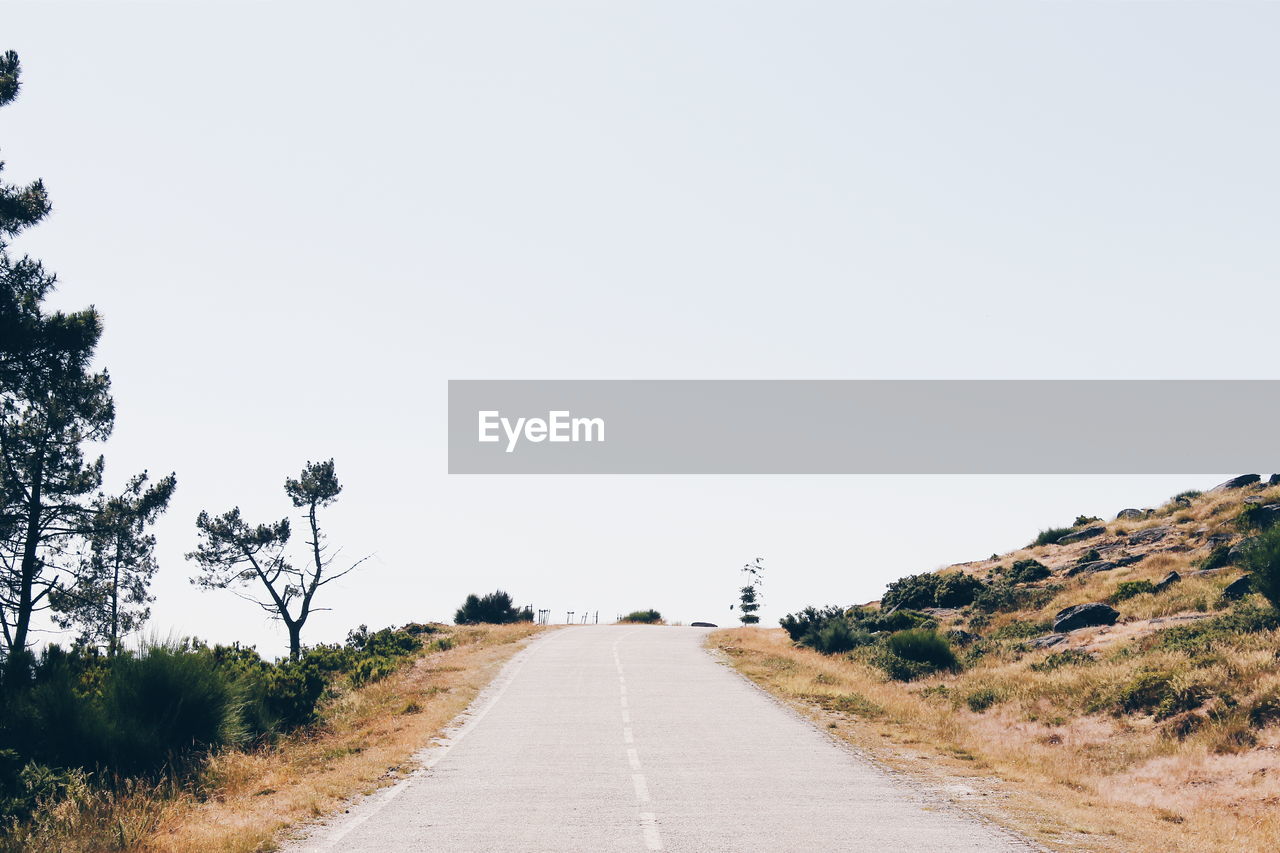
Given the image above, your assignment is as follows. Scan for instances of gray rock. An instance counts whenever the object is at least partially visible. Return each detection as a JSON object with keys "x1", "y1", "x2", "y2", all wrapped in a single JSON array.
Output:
[
  {"x1": 1058, "y1": 525, "x2": 1107, "y2": 545},
  {"x1": 1255, "y1": 504, "x2": 1280, "y2": 530},
  {"x1": 1113, "y1": 554, "x2": 1147, "y2": 568},
  {"x1": 1207, "y1": 533, "x2": 1233, "y2": 546},
  {"x1": 1053, "y1": 602, "x2": 1120, "y2": 633},
  {"x1": 1153, "y1": 571, "x2": 1181, "y2": 593},
  {"x1": 1229, "y1": 537, "x2": 1257, "y2": 560},
  {"x1": 1128, "y1": 526, "x2": 1173, "y2": 546},
  {"x1": 1211, "y1": 474, "x2": 1261, "y2": 492},
  {"x1": 1065, "y1": 560, "x2": 1116, "y2": 577},
  {"x1": 690, "y1": 622, "x2": 718, "y2": 627},
  {"x1": 1244, "y1": 495, "x2": 1268, "y2": 505},
  {"x1": 1270, "y1": 474, "x2": 1280, "y2": 487},
  {"x1": 1189, "y1": 568, "x2": 1227, "y2": 577},
  {"x1": 1223, "y1": 575, "x2": 1253, "y2": 600},
  {"x1": 1116, "y1": 508, "x2": 1146, "y2": 520},
  {"x1": 1029, "y1": 633, "x2": 1067, "y2": 649}
]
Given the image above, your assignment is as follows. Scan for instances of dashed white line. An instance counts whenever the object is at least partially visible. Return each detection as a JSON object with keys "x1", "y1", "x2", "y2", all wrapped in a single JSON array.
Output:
[
  {"x1": 632, "y1": 774, "x2": 651, "y2": 803},
  {"x1": 639, "y1": 812, "x2": 663, "y2": 851},
  {"x1": 626, "y1": 748, "x2": 641, "y2": 770},
  {"x1": 623, "y1": 727, "x2": 634, "y2": 744}
]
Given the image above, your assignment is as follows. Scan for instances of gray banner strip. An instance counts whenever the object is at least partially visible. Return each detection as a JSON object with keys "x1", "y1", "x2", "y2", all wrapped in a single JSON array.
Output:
[{"x1": 447, "y1": 380, "x2": 1279, "y2": 474}]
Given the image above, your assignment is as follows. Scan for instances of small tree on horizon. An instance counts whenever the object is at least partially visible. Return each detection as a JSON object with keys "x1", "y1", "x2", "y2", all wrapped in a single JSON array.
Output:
[
  {"x1": 187, "y1": 459, "x2": 369, "y2": 660},
  {"x1": 738, "y1": 557, "x2": 765, "y2": 625}
]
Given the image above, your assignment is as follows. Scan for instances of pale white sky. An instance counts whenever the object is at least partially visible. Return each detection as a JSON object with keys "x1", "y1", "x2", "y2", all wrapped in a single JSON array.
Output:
[{"x1": 4, "y1": 2, "x2": 1276, "y2": 655}]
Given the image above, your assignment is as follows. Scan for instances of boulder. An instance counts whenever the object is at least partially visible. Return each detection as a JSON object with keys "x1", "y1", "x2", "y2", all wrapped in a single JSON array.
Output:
[
  {"x1": 1244, "y1": 495, "x2": 1268, "y2": 505},
  {"x1": 1128, "y1": 526, "x2": 1173, "y2": 546},
  {"x1": 1113, "y1": 554, "x2": 1147, "y2": 568},
  {"x1": 1029, "y1": 633, "x2": 1068, "y2": 649},
  {"x1": 690, "y1": 621, "x2": 718, "y2": 628},
  {"x1": 1222, "y1": 575, "x2": 1253, "y2": 600},
  {"x1": 1065, "y1": 560, "x2": 1116, "y2": 577},
  {"x1": 1270, "y1": 474, "x2": 1280, "y2": 487},
  {"x1": 1255, "y1": 505, "x2": 1280, "y2": 530},
  {"x1": 1153, "y1": 571, "x2": 1181, "y2": 593},
  {"x1": 1116, "y1": 508, "x2": 1146, "y2": 520},
  {"x1": 1053, "y1": 602, "x2": 1119, "y2": 633},
  {"x1": 1229, "y1": 537, "x2": 1257, "y2": 560},
  {"x1": 1211, "y1": 474, "x2": 1261, "y2": 492},
  {"x1": 1058, "y1": 525, "x2": 1107, "y2": 545}
]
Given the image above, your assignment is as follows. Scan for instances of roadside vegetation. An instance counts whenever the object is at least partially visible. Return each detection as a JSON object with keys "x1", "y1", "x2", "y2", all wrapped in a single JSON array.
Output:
[
  {"x1": 0, "y1": 622, "x2": 540, "y2": 852},
  {"x1": 618, "y1": 609, "x2": 664, "y2": 624},
  {"x1": 716, "y1": 478, "x2": 1280, "y2": 853}
]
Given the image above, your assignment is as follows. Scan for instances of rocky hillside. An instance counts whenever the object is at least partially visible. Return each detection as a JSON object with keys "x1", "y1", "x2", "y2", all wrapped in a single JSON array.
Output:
[{"x1": 737, "y1": 474, "x2": 1280, "y2": 851}]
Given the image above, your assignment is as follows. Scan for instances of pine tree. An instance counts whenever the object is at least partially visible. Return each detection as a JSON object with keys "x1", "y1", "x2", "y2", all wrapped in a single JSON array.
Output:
[
  {"x1": 739, "y1": 557, "x2": 765, "y2": 625},
  {"x1": 188, "y1": 459, "x2": 368, "y2": 659},
  {"x1": 50, "y1": 472, "x2": 177, "y2": 655},
  {"x1": 0, "y1": 51, "x2": 115, "y2": 670}
]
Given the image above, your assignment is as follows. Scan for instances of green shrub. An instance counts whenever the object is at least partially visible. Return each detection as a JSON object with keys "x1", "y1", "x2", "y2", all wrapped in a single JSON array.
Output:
[
  {"x1": 1008, "y1": 559, "x2": 1051, "y2": 585},
  {"x1": 1238, "y1": 525, "x2": 1280, "y2": 610},
  {"x1": 454, "y1": 590, "x2": 533, "y2": 625},
  {"x1": 1150, "y1": 603, "x2": 1280, "y2": 655},
  {"x1": 966, "y1": 688, "x2": 1000, "y2": 713},
  {"x1": 883, "y1": 629, "x2": 958, "y2": 674},
  {"x1": 934, "y1": 573, "x2": 986, "y2": 607},
  {"x1": 881, "y1": 573, "x2": 942, "y2": 611},
  {"x1": 809, "y1": 620, "x2": 872, "y2": 655},
  {"x1": 1237, "y1": 503, "x2": 1276, "y2": 533},
  {"x1": 1113, "y1": 670, "x2": 1207, "y2": 719},
  {"x1": 1074, "y1": 515, "x2": 1102, "y2": 527},
  {"x1": 620, "y1": 609, "x2": 663, "y2": 624},
  {"x1": 972, "y1": 582, "x2": 1061, "y2": 614},
  {"x1": 99, "y1": 642, "x2": 239, "y2": 774},
  {"x1": 1076, "y1": 549, "x2": 1101, "y2": 565},
  {"x1": 1031, "y1": 526, "x2": 1074, "y2": 548},
  {"x1": 779, "y1": 606, "x2": 846, "y2": 642},
  {"x1": 1112, "y1": 580, "x2": 1157, "y2": 602},
  {"x1": 1197, "y1": 546, "x2": 1233, "y2": 571}
]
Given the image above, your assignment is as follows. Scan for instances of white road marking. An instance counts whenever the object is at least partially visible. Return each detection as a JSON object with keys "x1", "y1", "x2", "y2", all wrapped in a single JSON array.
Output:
[
  {"x1": 632, "y1": 774, "x2": 651, "y2": 803},
  {"x1": 620, "y1": 695, "x2": 628, "y2": 708},
  {"x1": 639, "y1": 812, "x2": 664, "y2": 851},
  {"x1": 626, "y1": 748, "x2": 641, "y2": 770},
  {"x1": 623, "y1": 727, "x2": 634, "y2": 744}
]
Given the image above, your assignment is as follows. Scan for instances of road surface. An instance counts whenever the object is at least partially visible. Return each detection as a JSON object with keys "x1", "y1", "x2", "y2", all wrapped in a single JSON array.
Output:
[{"x1": 290, "y1": 626, "x2": 1034, "y2": 852}]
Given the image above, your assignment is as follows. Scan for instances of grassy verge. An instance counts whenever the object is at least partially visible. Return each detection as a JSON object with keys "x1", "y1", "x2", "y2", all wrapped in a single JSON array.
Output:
[
  {"x1": 711, "y1": 626, "x2": 1280, "y2": 853},
  {"x1": 5, "y1": 623, "x2": 545, "y2": 853}
]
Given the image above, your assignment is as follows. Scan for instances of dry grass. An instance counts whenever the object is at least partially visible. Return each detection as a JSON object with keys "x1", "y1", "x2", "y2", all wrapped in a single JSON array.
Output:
[
  {"x1": 713, "y1": 627, "x2": 1280, "y2": 852},
  {"x1": 6, "y1": 623, "x2": 545, "y2": 853}
]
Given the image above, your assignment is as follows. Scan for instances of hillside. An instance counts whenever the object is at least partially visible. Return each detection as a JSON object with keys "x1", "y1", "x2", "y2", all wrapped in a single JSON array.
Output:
[{"x1": 714, "y1": 474, "x2": 1280, "y2": 853}]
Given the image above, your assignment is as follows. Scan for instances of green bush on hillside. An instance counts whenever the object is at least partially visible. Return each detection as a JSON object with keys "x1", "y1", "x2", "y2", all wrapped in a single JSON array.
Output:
[
  {"x1": 620, "y1": 610, "x2": 663, "y2": 624},
  {"x1": 454, "y1": 590, "x2": 534, "y2": 625},
  {"x1": 1239, "y1": 526, "x2": 1280, "y2": 610},
  {"x1": 869, "y1": 629, "x2": 959, "y2": 681}
]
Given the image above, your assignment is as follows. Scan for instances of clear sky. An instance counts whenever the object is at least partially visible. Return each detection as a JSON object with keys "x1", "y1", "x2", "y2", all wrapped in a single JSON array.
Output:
[{"x1": 4, "y1": 2, "x2": 1277, "y2": 655}]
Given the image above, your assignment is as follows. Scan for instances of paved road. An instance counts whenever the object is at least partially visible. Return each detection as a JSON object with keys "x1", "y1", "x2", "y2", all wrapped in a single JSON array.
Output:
[{"x1": 291, "y1": 626, "x2": 1033, "y2": 852}]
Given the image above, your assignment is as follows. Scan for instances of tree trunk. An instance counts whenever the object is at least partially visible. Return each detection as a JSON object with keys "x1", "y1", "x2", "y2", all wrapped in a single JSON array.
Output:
[{"x1": 287, "y1": 621, "x2": 302, "y2": 661}]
